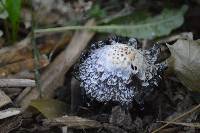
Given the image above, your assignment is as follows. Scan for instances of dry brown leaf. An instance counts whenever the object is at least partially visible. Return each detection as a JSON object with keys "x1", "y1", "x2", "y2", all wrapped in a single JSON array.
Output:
[
  {"x1": 0, "y1": 38, "x2": 31, "y2": 65},
  {"x1": 157, "y1": 32, "x2": 193, "y2": 43},
  {"x1": 0, "y1": 55, "x2": 49, "y2": 77},
  {"x1": 167, "y1": 39, "x2": 200, "y2": 92},
  {"x1": 0, "y1": 90, "x2": 11, "y2": 108},
  {"x1": 0, "y1": 34, "x2": 70, "y2": 66}
]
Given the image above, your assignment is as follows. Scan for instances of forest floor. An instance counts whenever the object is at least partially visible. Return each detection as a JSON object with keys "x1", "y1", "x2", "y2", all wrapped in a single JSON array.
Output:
[{"x1": 0, "y1": 0, "x2": 199, "y2": 133}]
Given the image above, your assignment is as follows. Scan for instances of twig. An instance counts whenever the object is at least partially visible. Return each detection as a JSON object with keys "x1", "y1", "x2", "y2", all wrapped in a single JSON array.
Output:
[
  {"x1": 43, "y1": 115, "x2": 101, "y2": 128},
  {"x1": 157, "y1": 121, "x2": 200, "y2": 128},
  {"x1": 15, "y1": 87, "x2": 32, "y2": 104},
  {"x1": 152, "y1": 104, "x2": 200, "y2": 133},
  {"x1": 0, "y1": 79, "x2": 35, "y2": 87},
  {"x1": 0, "y1": 108, "x2": 21, "y2": 120}
]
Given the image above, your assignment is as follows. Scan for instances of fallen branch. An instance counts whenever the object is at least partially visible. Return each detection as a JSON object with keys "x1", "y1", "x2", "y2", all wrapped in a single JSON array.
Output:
[
  {"x1": 19, "y1": 19, "x2": 96, "y2": 109},
  {"x1": 0, "y1": 79, "x2": 35, "y2": 87},
  {"x1": 43, "y1": 115, "x2": 101, "y2": 129}
]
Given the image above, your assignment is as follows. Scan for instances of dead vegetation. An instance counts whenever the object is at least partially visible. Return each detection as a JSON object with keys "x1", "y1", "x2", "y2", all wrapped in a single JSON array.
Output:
[{"x1": 0, "y1": 0, "x2": 199, "y2": 133}]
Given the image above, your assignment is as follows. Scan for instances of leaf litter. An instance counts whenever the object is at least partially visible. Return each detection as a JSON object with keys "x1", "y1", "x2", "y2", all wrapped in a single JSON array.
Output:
[{"x1": 0, "y1": 0, "x2": 199, "y2": 133}]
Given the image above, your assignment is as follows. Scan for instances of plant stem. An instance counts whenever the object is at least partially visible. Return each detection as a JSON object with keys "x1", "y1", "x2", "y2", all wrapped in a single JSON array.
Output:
[{"x1": 30, "y1": 1, "x2": 41, "y2": 98}]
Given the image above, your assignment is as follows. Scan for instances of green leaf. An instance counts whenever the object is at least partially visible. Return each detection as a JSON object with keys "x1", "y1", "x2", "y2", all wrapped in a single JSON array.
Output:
[
  {"x1": 35, "y1": 5, "x2": 188, "y2": 39},
  {"x1": 5, "y1": 0, "x2": 21, "y2": 24},
  {"x1": 5, "y1": 0, "x2": 21, "y2": 41},
  {"x1": 102, "y1": 10, "x2": 151, "y2": 25},
  {"x1": 30, "y1": 99, "x2": 67, "y2": 119},
  {"x1": 89, "y1": 5, "x2": 188, "y2": 39},
  {"x1": 167, "y1": 39, "x2": 200, "y2": 92}
]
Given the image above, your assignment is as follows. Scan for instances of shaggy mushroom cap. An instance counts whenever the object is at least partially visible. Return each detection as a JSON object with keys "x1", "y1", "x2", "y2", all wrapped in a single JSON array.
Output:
[{"x1": 75, "y1": 37, "x2": 166, "y2": 106}]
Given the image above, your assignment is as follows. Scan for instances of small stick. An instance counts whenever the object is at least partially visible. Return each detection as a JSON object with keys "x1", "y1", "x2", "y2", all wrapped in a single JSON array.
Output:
[
  {"x1": 0, "y1": 79, "x2": 35, "y2": 87},
  {"x1": 157, "y1": 121, "x2": 200, "y2": 128},
  {"x1": 15, "y1": 87, "x2": 32, "y2": 104},
  {"x1": 152, "y1": 104, "x2": 200, "y2": 133},
  {"x1": 0, "y1": 108, "x2": 21, "y2": 119},
  {"x1": 43, "y1": 115, "x2": 101, "y2": 128}
]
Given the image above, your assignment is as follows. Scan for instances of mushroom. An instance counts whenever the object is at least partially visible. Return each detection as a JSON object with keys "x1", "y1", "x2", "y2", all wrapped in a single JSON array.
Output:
[{"x1": 74, "y1": 36, "x2": 166, "y2": 107}]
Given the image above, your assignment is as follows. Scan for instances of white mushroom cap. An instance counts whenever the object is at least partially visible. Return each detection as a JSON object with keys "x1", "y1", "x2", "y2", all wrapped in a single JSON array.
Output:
[{"x1": 77, "y1": 37, "x2": 166, "y2": 106}]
